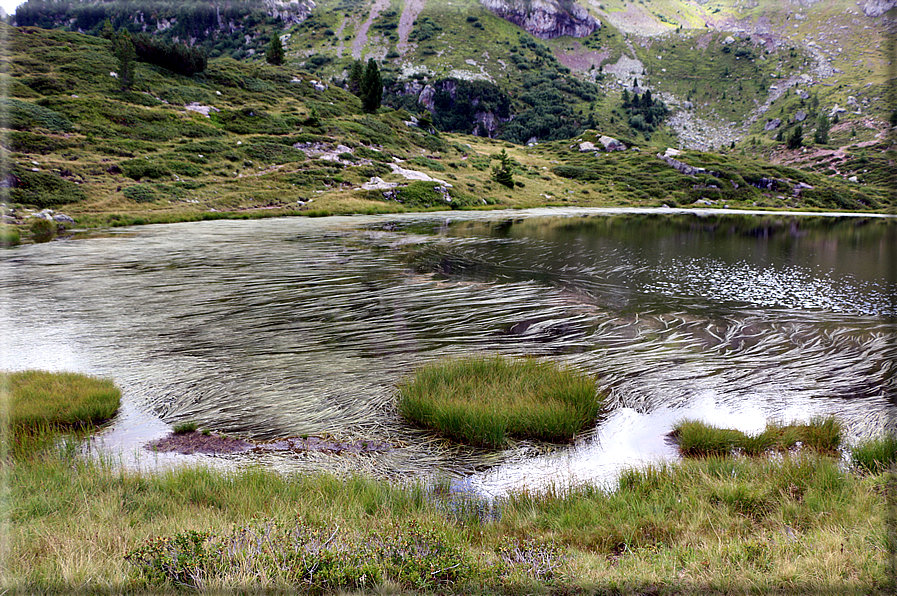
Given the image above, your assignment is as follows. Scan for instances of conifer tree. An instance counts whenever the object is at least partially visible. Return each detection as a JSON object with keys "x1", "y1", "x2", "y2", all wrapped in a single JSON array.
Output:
[
  {"x1": 266, "y1": 34, "x2": 284, "y2": 65},
  {"x1": 360, "y1": 58, "x2": 382, "y2": 113},
  {"x1": 113, "y1": 29, "x2": 136, "y2": 91},
  {"x1": 348, "y1": 59, "x2": 364, "y2": 95},
  {"x1": 492, "y1": 149, "x2": 515, "y2": 189},
  {"x1": 813, "y1": 114, "x2": 830, "y2": 144}
]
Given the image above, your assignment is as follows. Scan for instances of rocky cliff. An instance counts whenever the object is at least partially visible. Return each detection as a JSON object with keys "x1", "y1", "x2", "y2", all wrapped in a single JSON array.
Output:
[{"x1": 478, "y1": 0, "x2": 600, "y2": 39}]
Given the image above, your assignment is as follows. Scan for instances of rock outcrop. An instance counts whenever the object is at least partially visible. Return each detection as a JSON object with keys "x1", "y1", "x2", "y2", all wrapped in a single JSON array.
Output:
[
  {"x1": 863, "y1": 0, "x2": 897, "y2": 17},
  {"x1": 479, "y1": 0, "x2": 599, "y2": 39}
]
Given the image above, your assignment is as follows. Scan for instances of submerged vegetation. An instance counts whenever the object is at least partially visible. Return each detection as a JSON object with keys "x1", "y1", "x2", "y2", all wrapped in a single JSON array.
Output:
[{"x1": 397, "y1": 355, "x2": 603, "y2": 448}]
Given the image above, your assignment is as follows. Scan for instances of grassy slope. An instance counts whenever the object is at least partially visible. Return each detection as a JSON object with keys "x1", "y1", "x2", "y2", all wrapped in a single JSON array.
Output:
[{"x1": 1, "y1": 22, "x2": 893, "y2": 236}]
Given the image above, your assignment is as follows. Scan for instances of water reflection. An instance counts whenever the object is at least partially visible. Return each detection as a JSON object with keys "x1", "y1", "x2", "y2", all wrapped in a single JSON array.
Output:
[{"x1": 1, "y1": 209, "x2": 894, "y2": 494}]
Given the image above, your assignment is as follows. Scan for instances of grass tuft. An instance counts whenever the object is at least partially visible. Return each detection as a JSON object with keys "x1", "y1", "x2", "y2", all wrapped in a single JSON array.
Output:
[
  {"x1": 397, "y1": 355, "x2": 603, "y2": 448},
  {"x1": 172, "y1": 421, "x2": 199, "y2": 434},
  {"x1": 5, "y1": 370, "x2": 120, "y2": 431},
  {"x1": 850, "y1": 434, "x2": 897, "y2": 475},
  {"x1": 673, "y1": 416, "x2": 842, "y2": 457}
]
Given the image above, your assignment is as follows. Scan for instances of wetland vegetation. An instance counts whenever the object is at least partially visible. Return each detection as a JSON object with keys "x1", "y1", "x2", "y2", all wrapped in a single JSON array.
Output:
[
  {"x1": 397, "y1": 355, "x2": 604, "y2": 448},
  {"x1": 2, "y1": 371, "x2": 895, "y2": 594}
]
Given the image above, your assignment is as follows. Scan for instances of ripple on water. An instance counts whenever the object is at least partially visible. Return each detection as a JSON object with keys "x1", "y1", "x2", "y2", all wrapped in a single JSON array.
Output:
[{"x1": 1, "y1": 210, "x2": 894, "y2": 495}]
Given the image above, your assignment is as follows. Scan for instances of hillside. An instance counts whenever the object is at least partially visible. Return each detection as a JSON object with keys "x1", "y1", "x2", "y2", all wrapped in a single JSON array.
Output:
[{"x1": 0, "y1": 14, "x2": 894, "y2": 237}]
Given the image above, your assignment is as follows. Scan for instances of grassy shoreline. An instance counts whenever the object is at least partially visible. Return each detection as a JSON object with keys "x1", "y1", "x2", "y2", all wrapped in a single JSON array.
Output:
[{"x1": 3, "y1": 371, "x2": 895, "y2": 593}]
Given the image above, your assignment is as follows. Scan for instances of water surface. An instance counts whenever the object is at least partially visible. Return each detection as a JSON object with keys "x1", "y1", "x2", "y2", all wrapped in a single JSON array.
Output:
[{"x1": 2, "y1": 208, "x2": 894, "y2": 495}]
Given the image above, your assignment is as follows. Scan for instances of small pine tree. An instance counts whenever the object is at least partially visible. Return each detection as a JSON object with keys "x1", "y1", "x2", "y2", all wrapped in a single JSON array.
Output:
[
  {"x1": 113, "y1": 29, "x2": 136, "y2": 91},
  {"x1": 491, "y1": 149, "x2": 515, "y2": 189},
  {"x1": 813, "y1": 114, "x2": 830, "y2": 144},
  {"x1": 360, "y1": 58, "x2": 382, "y2": 113},
  {"x1": 786, "y1": 125, "x2": 803, "y2": 149},
  {"x1": 100, "y1": 18, "x2": 115, "y2": 40},
  {"x1": 348, "y1": 59, "x2": 364, "y2": 95},
  {"x1": 266, "y1": 34, "x2": 284, "y2": 65}
]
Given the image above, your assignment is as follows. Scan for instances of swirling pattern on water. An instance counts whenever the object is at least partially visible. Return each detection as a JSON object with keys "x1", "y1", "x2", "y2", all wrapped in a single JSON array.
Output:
[{"x1": 1, "y1": 209, "x2": 894, "y2": 494}]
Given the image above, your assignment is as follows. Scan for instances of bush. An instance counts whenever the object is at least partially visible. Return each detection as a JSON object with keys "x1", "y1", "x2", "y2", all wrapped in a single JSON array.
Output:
[
  {"x1": 8, "y1": 168, "x2": 87, "y2": 208},
  {"x1": 122, "y1": 184, "x2": 158, "y2": 203},
  {"x1": 132, "y1": 33, "x2": 207, "y2": 76},
  {"x1": 121, "y1": 159, "x2": 171, "y2": 181},
  {"x1": 397, "y1": 355, "x2": 602, "y2": 448},
  {"x1": 0, "y1": 98, "x2": 73, "y2": 132}
]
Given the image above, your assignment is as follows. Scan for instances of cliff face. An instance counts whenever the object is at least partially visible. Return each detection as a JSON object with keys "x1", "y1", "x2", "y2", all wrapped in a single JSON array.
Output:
[{"x1": 479, "y1": 0, "x2": 600, "y2": 39}]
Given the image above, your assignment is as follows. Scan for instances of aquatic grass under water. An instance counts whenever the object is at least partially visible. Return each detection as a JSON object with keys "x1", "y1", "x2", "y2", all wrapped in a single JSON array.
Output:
[
  {"x1": 397, "y1": 355, "x2": 604, "y2": 448},
  {"x1": 672, "y1": 417, "x2": 842, "y2": 457}
]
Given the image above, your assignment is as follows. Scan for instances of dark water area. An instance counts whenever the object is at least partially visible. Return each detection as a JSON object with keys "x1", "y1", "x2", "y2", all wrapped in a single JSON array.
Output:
[{"x1": 2, "y1": 209, "x2": 894, "y2": 494}]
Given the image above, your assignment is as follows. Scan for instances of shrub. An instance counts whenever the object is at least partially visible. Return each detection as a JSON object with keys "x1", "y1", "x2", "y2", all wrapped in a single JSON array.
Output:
[
  {"x1": 397, "y1": 355, "x2": 602, "y2": 448},
  {"x1": 8, "y1": 168, "x2": 87, "y2": 208},
  {"x1": 1, "y1": 98, "x2": 73, "y2": 132},
  {"x1": 122, "y1": 184, "x2": 158, "y2": 203},
  {"x1": 121, "y1": 159, "x2": 171, "y2": 181},
  {"x1": 132, "y1": 33, "x2": 207, "y2": 76}
]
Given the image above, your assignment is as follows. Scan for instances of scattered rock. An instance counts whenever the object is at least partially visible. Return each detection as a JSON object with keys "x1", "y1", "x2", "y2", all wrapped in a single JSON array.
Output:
[
  {"x1": 830, "y1": 105, "x2": 847, "y2": 117},
  {"x1": 848, "y1": 175, "x2": 859, "y2": 182},
  {"x1": 663, "y1": 147, "x2": 681, "y2": 158},
  {"x1": 361, "y1": 177, "x2": 398, "y2": 190},
  {"x1": 794, "y1": 110, "x2": 807, "y2": 122},
  {"x1": 578, "y1": 141, "x2": 596, "y2": 152},
  {"x1": 479, "y1": 0, "x2": 600, "y2": 39},
  {"x1": 53, "y1": 213, "x2": 75, "y2": 224},
  {"x1": 764, "y1": 118, "x2": 782, "y2": 131},
  {"x1": 793, "y1": 182, "x2": 813, "y2": 196},
  {"x1": 598, "y1": 135, "x2": 626, "y2": 151},
  {"x1": 657, "y1": 154, "x2": 706, "y2": 176},
  {"x1": 184, "y1": 103, "x2": 220, "y2": 118},
  {"x1": 863, "y1": 0, "x2": 897, "y2": 17}
]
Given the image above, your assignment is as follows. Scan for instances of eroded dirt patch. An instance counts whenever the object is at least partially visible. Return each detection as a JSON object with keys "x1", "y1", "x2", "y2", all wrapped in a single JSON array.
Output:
[{"x1": 148, "y1": 431, "x2": 393, "y2": 456}]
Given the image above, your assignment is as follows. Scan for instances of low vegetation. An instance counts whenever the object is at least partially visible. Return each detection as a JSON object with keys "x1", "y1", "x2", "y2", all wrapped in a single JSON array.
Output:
[
  {"x1": 5, "y1": 369, "x2": 120, "y2": 431},
  {"x1": 851, "y1": 434, "x2": 897, "y2": 475},
  {"x1": 3, "y1": 371, "x2": 893, "y2": 593},
  {"x1": 672, "y1": 417, "x2": 842, "y2": 457},
  {"x1": 397, "y1": 355, "x2": 603, "y2": 448}
]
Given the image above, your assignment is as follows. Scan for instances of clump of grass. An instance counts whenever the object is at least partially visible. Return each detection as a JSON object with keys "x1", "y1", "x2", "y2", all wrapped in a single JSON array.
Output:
[
  {"x1": 850, "y1": 434, "x2": 897, "y2": 474},
  {"x1": 172, "y1": 421, "x2": 199, "y2": 434},
  {"x1": 672, "y1": 417, "x2": 842, "y2": 457},
  {"x1": 397, "y1": 355, "x2": 602, "y2": 448},
  {"x1": 0, "y1": 224, "x2": 21, "y2": 246},
  {"x1": 6, "y1": 370, "x2": 120, "y2": 431}
]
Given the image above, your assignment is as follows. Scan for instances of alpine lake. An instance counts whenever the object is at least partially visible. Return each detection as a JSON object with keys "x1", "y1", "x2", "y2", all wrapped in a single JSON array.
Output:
[{"x1": 3, "y1": 208, "x2": 895, "y2": 497}]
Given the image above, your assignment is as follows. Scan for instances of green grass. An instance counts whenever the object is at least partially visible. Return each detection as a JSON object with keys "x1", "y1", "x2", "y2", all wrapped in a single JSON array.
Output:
[
  {"x1": 851, "y1": 434, "x2": 897, "y2": 475},
  {"x1": 672, "y1": 417, "x2": 842, "y2": 457},
  {"x1": 3, "y1": 371, "x2": 891, "y2": 593},
  {"x1": 5, "y1": 370, "x2": 120, "y2": 430},
  {"x1": 397, "y1": 355, "x2": 603, "y2": 448},
  {"x1": 171, "y1": 421, "x2": 199, "y2": 434}
]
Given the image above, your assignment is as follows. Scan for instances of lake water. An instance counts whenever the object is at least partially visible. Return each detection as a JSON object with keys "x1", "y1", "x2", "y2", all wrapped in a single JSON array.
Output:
[{"x1": 2, "y1": 208, "x2": 895, "y2": 496}]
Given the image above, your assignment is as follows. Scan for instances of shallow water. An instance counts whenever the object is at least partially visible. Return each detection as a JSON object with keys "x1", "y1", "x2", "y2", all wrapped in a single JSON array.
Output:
[{"x1": 2, "y1": 208, "x2": 894, "y2": 495}]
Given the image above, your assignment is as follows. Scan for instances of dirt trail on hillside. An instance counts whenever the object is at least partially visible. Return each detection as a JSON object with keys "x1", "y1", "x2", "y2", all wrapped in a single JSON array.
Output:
[
  {"x1": 353, "y1": 0, "x2": 391, "y2": 59},
  {"x1": 397, "y1": 0, "x2": 426, "y2": 56}
]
